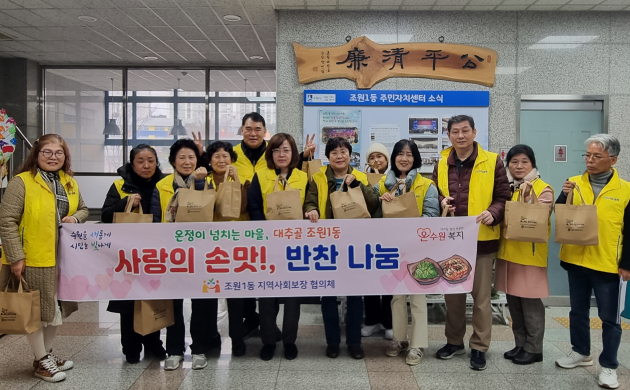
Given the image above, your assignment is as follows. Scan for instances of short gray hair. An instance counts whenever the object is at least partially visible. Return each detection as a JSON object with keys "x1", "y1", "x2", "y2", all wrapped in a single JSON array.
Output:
[{"x1": 584, "y1": 134, "x2": 620, "y2": 157}]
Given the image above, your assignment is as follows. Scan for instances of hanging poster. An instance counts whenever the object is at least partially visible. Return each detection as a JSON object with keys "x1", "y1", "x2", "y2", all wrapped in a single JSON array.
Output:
[
  {"x1": 0, "y1": 108, "x2": 17, "y2": 187},
  {"x1": 318, "y1": 109, "x2": 362, "y2": 167}
]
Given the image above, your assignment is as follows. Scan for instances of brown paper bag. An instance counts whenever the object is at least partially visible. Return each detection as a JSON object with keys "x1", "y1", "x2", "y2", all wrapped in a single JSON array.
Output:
[
  {"x1": 175, "y1": 181, "x2": 216, "y2": 222},
  {"x1": 554, "y1": 187, "x2": 599, "y2": 246},
  {"x1": 364, "y1": 164, "x2": 384, "y2": 187},
  {"x1": 215, "y1": 170, "x2": 242, "y2": 221},
  {"x1": 0, "y1": 277, "x2": 41, "y2": 334},
  {"x1": 302, "y1": 155, "x2": 323, "y2": 182},
  {"x1": 382, "y1": 180, "x2": 421, "y2": 219},
  {"x1": 504, "y1": 189, "x2": 550, "y2": 243},
  {"x1": 133, "y1": 300, "x2": 174, "y2": 336},
  {"x1": 441, "y1": 205, "x2": 455, "y2": 217},
  {"x1": 113, "y1": 194, "x2": 153, "y2": 223},
  {"x1": 266, "y1": 175, "x2": 304, "y2": 220},
  {"x1": 330, "y1": 174, "x2": 371, "y2": 219}
]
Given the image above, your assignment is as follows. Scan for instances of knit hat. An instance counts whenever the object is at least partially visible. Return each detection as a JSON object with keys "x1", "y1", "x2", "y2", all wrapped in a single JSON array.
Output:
[{"x1": 366, "y1": 143, "x2": 389, "y2": 165}]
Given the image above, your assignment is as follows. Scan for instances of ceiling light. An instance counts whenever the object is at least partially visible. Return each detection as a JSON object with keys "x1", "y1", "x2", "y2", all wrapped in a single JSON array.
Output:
[
  {"x1": 528, "y1": 44, "x2": 581, "y2": 50},
  {"x1": 249, "y1": 55, "x2": 264, "y2": 60},
  {"x1": 78, "y1": 16, "x2": 97, "y2": 22},
  {"x1": 223, "y1": 14, "x2": 241, "y2": 21},
  {"x1": 143, "y1": 56, "x2": 158, "y2": 60},
  {"x1": 171, "y1": 119, "x2": 187, "y2": 136},
  {"x1": 537, "y1": 35, "x2": 598, "y2": 44}
]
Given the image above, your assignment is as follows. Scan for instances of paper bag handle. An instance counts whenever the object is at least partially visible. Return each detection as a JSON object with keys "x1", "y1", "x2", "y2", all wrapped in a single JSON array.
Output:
[
  {"x1": 441, "y1": 205, "x2": 455, "y2": 217},
  {"x1": 222, "y1": 167, "x2": 241, "y2": 185},
  {"x1": 273, "y1": 175, "x2": 293, "y2": 192},
  {"x1": 336, "y1": 174, "x2": 353, "y2": 192},
  {"x1": 389, "y1": 179, "x2": 407, "y2": 195},
  {"x1": 364, "y1": 163, "x2": 380, "y2": 174},
  {"x1": 516, "y1": 185, "x2": 538, "y2": 204},
  {"x1": 566, "y1": 185, "x2": 586, "y2": 206},
  {"x1": 5, "y1": 276, "x2": 30, "y2": 293},
  {"x1": 124, "y1": 194, "x2": 146, "y2": 214}
]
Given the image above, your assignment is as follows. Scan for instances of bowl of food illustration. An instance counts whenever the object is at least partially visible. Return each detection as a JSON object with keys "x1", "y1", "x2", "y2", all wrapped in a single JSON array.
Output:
[
  {"x1": 407, "y1": 258, "x2": 443, "y2": 285},
  {"x1": 438, "y1": 255, "x2": 472, "y2": 284}
]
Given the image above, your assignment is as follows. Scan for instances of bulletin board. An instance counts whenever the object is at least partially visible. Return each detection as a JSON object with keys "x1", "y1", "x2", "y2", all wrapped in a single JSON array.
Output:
[{"x1": 303, "y1": 90, "x2": 490, "y2": 174}]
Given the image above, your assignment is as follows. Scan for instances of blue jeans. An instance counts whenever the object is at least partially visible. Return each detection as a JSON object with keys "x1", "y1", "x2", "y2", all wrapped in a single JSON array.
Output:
[
  {"x1": 321, "y1": 296, "x2": 363, "y2": 347},
  {"x1": 566, "y1": 264, "x2": 622, "y2": 369}
]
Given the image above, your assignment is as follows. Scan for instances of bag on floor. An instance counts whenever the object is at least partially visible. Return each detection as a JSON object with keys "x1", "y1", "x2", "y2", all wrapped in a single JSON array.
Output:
[
  {"x1": 364, "y1": 164, "x2": 384, "y2": 187},
  {"x1": 265, "y1": 175, "x2": 304, "y2": 220},
  {"x1": 215, "y1": 170, "x2": 242, "y2": 221},
  {"x1": 0, "y1": 277, "x2": 41, "y2": 334},
  {"x1": 133, "y1": 300, "x2": 174, "y2": 336},
  {"x1": 330, "y1": 175, "x2": 371, "y2": 219},
  {"x1": 175, "y1": 181, "x2": 216, "y2": 222},
  {"x1": 554, "y1": 186, "x2": 599, "y2": 246},
  {"x1": 302, "y1": 155, "x2": 323, "y2": 182},
  {"x1": 504, "y1": 188, "x2": 550, "y2": 243},
  {"x1": 382, "y1": 180, "x2": 421, "y2": 219},
  {"x1": 113, "y1": 194, "x2": 153, "y2": 223}
]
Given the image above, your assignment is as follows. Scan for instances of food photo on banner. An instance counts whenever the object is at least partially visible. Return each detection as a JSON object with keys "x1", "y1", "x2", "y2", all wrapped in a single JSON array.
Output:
[{"x1": 57, "y1": 218, "x2": 480, "y2": 301}]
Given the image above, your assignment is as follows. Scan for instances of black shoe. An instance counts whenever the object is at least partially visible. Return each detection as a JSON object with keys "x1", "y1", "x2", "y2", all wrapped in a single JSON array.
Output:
[
  {"x1": 504, "y1": 346, "x2": 523, "y2": 360},
  {"x1": 232, "y1": 339, "x2": 246, "y2": 357},
  {"x1": 125, "y1": 354, "x2": 140, "y2": 364},
  {"x1": 348, "y1": 345, "x2": 364, "y2": 360},
  {"x1": 470, "y1": 349, "x2": 487, "y2": 371},
  {"x1": 512, "y1": 350, "x2": 543, "y2": 365},
  {"x1": 209, "y1": 333, "x2": 222, "y2": 349},
  {"x1": 284, "y1": 343, "x2": 298, "y2": 360},
  {"x1": 260, "y1": 344, "x2": 276, "y2": 361},
  {"x1": 435, "y1": 343, "x2": 465, "y2": 360},
  {"x1": 326, "y1": 344, "x2": 339, "y2": 359}
]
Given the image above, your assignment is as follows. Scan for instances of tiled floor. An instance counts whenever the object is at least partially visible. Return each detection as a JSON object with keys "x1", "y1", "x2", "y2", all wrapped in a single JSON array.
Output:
[{"x1": 1, "y1": 301, "x2": 629, "y2": 390}]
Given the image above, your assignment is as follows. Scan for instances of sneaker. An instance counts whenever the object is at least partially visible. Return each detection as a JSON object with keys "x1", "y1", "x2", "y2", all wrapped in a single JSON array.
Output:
[
  {"x1": 361, "y1": 323, "x2": 382, "y2": 337},
  {"x1": 406, "y1": 347, "x2": 423, "y2": 366},
  {"x1": 191, "y1": 354, "x2": 207, "y2": 370},
  {"x1": 435, "y1": 343, "x2": 465, "y2": 359},
  {"x1": 34, "y1": 355, "x2": 66, "y2": 383},
  {"x1": 470, "y1": 349, "x2": 487, "y2": 371},
  {"x1": 555, "y1": 351, "x2": 593, "y2": 369},
  {"x1": 34, "y1": 350, "x2": 74, "y2": 371},
  {"x1": 385, "y1": 340, "x2": 409, "y2": 357},
  {"x1": 598, "y1": 367, "x2": 619, "y2": 389},
  {"x1": 384, "y1": 329, "x2": 394, "y2": 340},
  {"x1": 164, "y1": 355, "x2": 183, "y2": 371}
]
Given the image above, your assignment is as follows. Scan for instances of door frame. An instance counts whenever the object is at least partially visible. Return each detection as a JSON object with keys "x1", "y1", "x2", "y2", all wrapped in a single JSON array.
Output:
[{"x1": 516, "y1": 94, "x2": 609, "y2": 143}]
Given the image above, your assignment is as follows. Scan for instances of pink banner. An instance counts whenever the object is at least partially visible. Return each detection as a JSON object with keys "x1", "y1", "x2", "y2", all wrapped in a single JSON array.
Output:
[{"x1": 57, "y1": 217, "x2": 480, "y2": 301}]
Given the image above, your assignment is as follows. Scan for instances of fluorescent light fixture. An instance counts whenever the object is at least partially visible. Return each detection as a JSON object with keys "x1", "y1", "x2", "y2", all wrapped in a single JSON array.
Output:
[
  {"x1": 528, "y1": 44, "x2": 581, "y2": 50},
  {"x1": 364, "y1": 34, "x2": 414, "y2": 43},
  {"x1": 495, "y1": 66, "x2": 531, "y2": 75},
  {"x1": 143, "y1": 56, "x2": 158, "y2": 60},
  {"x1": 249, "y1": 55, "x2": 264, "y2": 60},
  {"x1": 78, "y1": 16, "x2": 97, "y2": 22},
  {"x1": 223, "y1": 14, "x2": 241, "y2": 21},
  {"x1": 528, "y1": 35, "x2": 598, "y2": 50},
  {"x1": 246, "y1": 97, "x2": 276, "y2": 102}
]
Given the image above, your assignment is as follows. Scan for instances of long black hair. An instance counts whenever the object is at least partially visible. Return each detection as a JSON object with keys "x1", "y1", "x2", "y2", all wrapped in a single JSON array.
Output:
[
  {"x1": 506, "y1": 144, "x2": 537, "y2": 168},
  {"x1": 391, "y1": 139, "x2": 422, "y2": 177}
]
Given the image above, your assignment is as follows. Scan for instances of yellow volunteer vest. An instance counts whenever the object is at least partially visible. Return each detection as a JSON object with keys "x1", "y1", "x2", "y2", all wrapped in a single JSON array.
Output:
[
  {"x1": 233, "y1": 143, "x2": 268, "y2": 184},
  {"x1": 497, "y1": 178, "x2": 553, "y2": 267},
  {"x1": 559, "y1": 169, "x2": 630, "y2": 274},
  {"x1": 312, "y1": 166, "x2": 369, "y2": 220},
  {"x1": 437, "y1": 145, "x2": 499, "y2": 241},
  {"x1": 1, "y1": 171, "x2": 79, "y2": 267},
  {"x1": 156, "y1": 174, "x2": 213, "y2": 223},
  {"x1": 258, "y1": 168, "x2": 308, "y2": 217},
  {"x1": 377, "y1": 173, "x2": 433, "y2": 216},
  {"x1": 113, "y1": 178, "x2": 131, "y2": 198}
]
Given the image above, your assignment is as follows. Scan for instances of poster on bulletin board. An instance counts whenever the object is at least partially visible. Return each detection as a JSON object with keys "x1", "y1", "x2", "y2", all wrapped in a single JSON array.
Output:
[{"x1": 303, "y1": 90, "x2": 490, "y2": 174}]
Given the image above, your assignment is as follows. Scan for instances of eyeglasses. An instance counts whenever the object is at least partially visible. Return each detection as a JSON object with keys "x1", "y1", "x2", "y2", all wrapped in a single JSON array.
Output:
[
  {"x1": 582, "y1": 154, "x2": 611, "y2": 162},
  {"x1": 272, "y1": 148, "x2": 291, "y2": 155},
  {"x1": 40, "y1": 150, "x2": 65, "y2": 158}
]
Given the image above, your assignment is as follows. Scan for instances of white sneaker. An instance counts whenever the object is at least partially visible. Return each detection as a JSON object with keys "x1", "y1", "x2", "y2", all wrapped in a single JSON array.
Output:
[
  {"x1": 598, "y1": 367, "x2": 619, "y2": 389},
  {"x1": 555, "y1": 351, "x2": 593, "y2": 369},
  {"x1": 406, "y1": 347, "x2": 423, "y2": 366},
  {"x1": 384, "y1": 329, "x2": 394, "y2": 340},
  {"x1": 385, "y1": 340, "x2": 409, "y2": 357},
  {"x1": 361, "y1": 323, "x2": 382, "y2": 337},
  {"x1": 164, "y1": 355, "x2": 183, "y2": 371},
  {"x1": 191, "y1": 354, "x2": 207, "y2": 370}
]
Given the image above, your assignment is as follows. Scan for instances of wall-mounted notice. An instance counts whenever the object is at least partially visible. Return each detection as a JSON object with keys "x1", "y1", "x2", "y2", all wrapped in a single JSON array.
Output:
[
  {"x1": 369, "y1": 124, "x2": 400, "y2": 156},
  {"x1": 318, "y1": 109, "x2": 362, "y2": 166}
]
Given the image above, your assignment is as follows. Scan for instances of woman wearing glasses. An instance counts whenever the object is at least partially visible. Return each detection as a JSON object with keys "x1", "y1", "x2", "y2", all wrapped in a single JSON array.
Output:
[{"x1": 0, "y1": 134, "x2": 89, "y2": 382}]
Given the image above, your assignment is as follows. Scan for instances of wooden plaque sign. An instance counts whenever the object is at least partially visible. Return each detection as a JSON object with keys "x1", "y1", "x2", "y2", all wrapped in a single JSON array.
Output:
[{"x1": 294, "y1": 36, "x2": 498, "y2": 89}]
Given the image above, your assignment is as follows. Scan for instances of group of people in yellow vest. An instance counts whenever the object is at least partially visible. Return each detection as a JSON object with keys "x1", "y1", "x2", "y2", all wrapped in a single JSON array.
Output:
[{"x1": 0, "y1": 113, "x2": 628, "y2": 389}]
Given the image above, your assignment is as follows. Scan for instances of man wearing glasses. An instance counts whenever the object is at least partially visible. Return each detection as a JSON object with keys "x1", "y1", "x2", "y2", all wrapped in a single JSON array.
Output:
[{"x1": 554, "y1": 134, "x2": 630, "y2": 390}]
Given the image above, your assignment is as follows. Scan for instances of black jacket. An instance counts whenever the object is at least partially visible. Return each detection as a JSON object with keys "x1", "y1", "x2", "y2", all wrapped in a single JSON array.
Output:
[{"x1": 247, "y1": 168, "x2": 309, "y2": 221}]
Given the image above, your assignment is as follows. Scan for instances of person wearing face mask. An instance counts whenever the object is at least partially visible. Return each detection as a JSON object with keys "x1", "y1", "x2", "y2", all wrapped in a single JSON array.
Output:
[
  {"x1": 102, "y1": 144, "x2": 166, "y2": 364},
  {"x1": 554, "y1": 134, "x2": 630, "y2": 390},
  {"x1": 361, "y1": 143, "x2": 393, "y2": 340},
  {"x1": 150, "y1": 139, "x2": 219, "y2": 371},
  {"x1": 0, "y1": 134, "x2": 89, "y2": 383},
  {"x1": 377, "y1": 140, "x2": 440, "y2": 366},
  {"x1": 247, "y1": 133, "x2": 309, "y2": 361},
  {"x1": 495, "y1": 145, "x2": 553, "y2": 366},
  {"x1": 303, "y1": 137, "x2": 380, "y2": 360}
]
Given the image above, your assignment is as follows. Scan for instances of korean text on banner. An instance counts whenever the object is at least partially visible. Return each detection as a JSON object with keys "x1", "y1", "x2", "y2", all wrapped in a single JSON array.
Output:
[{"x1": 57, "y1": 218, "x2": 480, "y2": 301}]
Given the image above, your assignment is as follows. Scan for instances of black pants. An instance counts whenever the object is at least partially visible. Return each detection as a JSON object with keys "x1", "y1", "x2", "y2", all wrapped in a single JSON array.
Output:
[
  {"x1": 119, "y1": 312, "x2": 163, "y2": 357},
  {"x1": 259, "y1": 297, "x2": 301, "y2": 345},
  {"x1": 363, "y1": 295, "x2": 393, "y2": 329},
  {"x1": 227, "y1": 298, "x2": 260, "y2": 341},
  {"x1": 165, "y1": 298, "x2": 219, "y2": 355}
]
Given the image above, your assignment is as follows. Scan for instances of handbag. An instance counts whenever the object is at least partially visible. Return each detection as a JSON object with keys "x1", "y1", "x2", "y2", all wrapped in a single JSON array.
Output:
[
  {"x1": 330, "y1": 174, "x2": 371, "y2": 219},
  {"x1": 382, "y1": 179, "x2": 421, "y2": 218},
  {"x1": 554, "y1": 186, "x2": 599, "y2": 246},
  {"x1": 175, "y1": 180, "x2": 216, "y2": 222},
  {"x1": 215, "y1": 170, "x2": 242, "y2": 221},
  {"x1": 265, "y1": 175, "x2": 304, "y2": 220},
  {"x1": 503, "y1": 188, "x2": 550, "y2": 243},
  {"x1": 0, "y1": 277, "x2": 41, "y2": 334},
  {"x1": 113, "y1": 194, "x2": 153, "y2": 224}
]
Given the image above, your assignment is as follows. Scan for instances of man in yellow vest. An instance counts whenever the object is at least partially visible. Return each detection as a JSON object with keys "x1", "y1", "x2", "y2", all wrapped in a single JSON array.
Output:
[
  {"x1": 554, "y1": 134, "x2": 630, "y2": 390},
  {"x1": 432, "y1": 115, "x2": 510, "y2": 371}
]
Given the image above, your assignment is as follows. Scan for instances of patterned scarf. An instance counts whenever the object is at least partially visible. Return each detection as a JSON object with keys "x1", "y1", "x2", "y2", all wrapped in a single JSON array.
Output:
[
  {"x1": 38, "y1": 168, "x2": 69, "y2": 226},
  {"x1": 164, "y1": 171, "x2": 196, "y2": 222}
]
